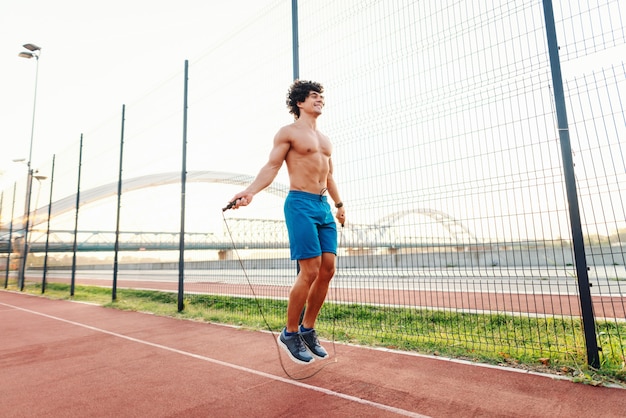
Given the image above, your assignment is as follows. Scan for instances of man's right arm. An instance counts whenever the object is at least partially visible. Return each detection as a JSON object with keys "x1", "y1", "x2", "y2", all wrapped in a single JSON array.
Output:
[{"x1": 228, "y1": 128, "x2": 291, "y2": 208}]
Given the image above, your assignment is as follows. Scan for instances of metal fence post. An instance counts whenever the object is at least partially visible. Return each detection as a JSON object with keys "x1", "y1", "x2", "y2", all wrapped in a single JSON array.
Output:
[
  {"x1": 178, "y1": 60, "x2": 189, "y2": 312},
  {"x1": 42, "y1": 155, "x2": 55, "y2": 293},
  {"x1": 113, "y1": 105, "x2": 126, "y2": 301},
  {"x1": 70, "y1": 134, "x2": 84, "y2": 297},
  {"x1": 541, "y1": 0, "x2": 600, "y2": 368}
]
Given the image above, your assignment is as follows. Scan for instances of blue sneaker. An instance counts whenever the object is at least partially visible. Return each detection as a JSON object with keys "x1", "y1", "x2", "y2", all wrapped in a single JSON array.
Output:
[
  {"x1": 299, "y1": 327, "x2": 328, "y2": 359},
  {"x1": 278, "y1": 329, "x2": 314, "y2": 364}
]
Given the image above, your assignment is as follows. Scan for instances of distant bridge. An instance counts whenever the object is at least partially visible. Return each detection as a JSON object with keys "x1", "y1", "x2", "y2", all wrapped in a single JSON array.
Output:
[{"x1": 2, "y1": 217, "x2": 477, "y2": 254}]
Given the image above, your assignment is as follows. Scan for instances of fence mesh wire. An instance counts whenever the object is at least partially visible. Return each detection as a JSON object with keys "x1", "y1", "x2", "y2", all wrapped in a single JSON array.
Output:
[{"x1": 1, "y1": 0, "x2": 625, "y2": 371}]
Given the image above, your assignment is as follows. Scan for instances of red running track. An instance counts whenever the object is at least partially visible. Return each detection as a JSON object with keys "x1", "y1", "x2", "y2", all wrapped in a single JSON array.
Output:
[{"x1": 1, "y1": 290, "x2": 624, "y2": 417}]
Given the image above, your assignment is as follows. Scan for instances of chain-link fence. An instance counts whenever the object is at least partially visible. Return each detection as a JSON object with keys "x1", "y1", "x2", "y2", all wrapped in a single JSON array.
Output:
[{"x1": 2, "y1": 0, "x2": 625, "y2": 372}]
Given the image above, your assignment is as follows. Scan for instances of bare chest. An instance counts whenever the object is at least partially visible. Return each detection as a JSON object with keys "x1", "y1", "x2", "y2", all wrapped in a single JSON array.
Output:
[{"x1": 292, "y1": 131, "x2": 332, "y2": 157}]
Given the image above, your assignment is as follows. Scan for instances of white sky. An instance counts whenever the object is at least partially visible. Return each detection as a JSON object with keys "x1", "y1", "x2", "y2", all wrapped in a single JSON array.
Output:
[
  {"x1": 0, "y1": 0, "x2": 279, "y2": 188},
  {"x1": 1, "y1": 1, "x2": 624, "y2": 242}
]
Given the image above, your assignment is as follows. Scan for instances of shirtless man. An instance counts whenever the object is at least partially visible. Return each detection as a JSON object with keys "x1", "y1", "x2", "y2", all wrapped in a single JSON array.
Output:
[{"x1": 227, "y1": 80, "x2": 345, "y2": 364}]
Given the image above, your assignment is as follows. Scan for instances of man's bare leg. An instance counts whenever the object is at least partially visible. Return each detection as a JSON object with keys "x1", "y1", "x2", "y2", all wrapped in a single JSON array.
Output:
[
  {"x1": 301, "y1": 252, "x2": 336, "y2": 329},
  {"x1": 286, "y1": 256, "x2": 321, "y2": 333}
]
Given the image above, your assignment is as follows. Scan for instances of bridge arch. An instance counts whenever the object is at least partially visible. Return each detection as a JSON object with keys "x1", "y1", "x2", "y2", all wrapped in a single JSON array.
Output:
[{"x1": 376, "y1": 208, "x2": 478, "y2": 244}]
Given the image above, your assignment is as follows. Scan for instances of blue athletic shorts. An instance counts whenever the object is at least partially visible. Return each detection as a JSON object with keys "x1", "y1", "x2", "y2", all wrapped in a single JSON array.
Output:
[{"x1": 284, "y1": 190, "x2": 337, "y2": 260}]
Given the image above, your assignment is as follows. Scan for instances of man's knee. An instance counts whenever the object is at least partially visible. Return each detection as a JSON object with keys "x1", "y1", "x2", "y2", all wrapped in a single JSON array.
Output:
[
  {"x1": 320, "y1": 253, "x2": 336, "y2": 277},
  {"x1": 298, "y1": 258, "x2": 321, "y2": 283},
  {"x1": 321, "y1": 263, "x2": 335, "y2": 278}
]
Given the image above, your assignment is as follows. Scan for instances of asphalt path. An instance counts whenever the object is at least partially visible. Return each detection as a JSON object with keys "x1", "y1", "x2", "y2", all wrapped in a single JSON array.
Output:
[{"x1": 30, "y1": 267, "x2": 626, "y2": 296}]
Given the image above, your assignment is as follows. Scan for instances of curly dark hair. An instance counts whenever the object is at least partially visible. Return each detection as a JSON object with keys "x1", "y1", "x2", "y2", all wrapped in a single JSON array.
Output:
[{"x1": 286, "y1": 80, "x2": 324, "y2": 119}]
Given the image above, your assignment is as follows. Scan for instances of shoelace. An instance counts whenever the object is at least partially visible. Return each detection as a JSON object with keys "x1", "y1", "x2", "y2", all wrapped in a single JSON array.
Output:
[{"x1": 294, "y1": 336, "x2": 308, "y2": 352}]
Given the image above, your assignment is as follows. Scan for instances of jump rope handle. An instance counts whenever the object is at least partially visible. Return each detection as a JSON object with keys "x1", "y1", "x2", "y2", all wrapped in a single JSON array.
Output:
[{"x1": 222, "y1": 199, "x2": 238, "y2": 212}]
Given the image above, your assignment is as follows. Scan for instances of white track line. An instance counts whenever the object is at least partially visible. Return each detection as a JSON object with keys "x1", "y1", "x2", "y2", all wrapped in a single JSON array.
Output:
[{"x1": 1, "y1": 301, "x2": 429, "y2": 418}]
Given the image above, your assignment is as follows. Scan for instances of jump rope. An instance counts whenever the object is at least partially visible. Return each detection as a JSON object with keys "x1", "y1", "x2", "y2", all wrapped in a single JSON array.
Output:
[{"x1": 221, "y1": 199, "x2": 340, "y2": 380}]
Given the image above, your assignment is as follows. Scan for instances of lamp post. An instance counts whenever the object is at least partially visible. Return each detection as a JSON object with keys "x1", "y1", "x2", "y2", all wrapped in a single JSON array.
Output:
[
  {"x1": 16, "y1": 168, "x2": 46, "y2": 290},
  {"x1": 17, "y1": 43, "x2": 42, "y2": 291}
]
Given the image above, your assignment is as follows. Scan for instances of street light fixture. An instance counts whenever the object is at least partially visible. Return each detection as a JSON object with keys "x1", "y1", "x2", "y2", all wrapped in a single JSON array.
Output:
[
  {"x1": 23, "y1": 43, "x2": 41, "y2": 52},
  {"x1": 17, "y1": 42, "x2": 42, "y2": 291}
]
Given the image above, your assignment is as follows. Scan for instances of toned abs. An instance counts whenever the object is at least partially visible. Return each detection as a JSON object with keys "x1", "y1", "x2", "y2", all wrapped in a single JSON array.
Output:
[{"x1": 285, "y1": 125, "x2": 332, "y2": 194}]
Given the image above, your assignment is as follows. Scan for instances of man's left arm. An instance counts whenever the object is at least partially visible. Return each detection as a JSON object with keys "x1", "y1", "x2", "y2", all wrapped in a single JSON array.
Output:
[{"x1": 327, "y1": 158, "x2": 346, "y2": 226}]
